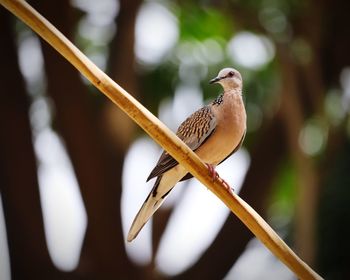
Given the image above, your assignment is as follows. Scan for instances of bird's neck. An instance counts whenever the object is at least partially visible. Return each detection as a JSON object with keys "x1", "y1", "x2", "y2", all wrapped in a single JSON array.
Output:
[
  {"x1": 211, "y1": 87, "x2": 246, "y2": 133},
  {"x1": 212, "y1": 93, "x2": 224, "y2": 106},
  {"x1": 212, "y1": 88, "x2": 242, "y2": 106},
  {"x1": 226, "y1": 86, "x2": 242, "y2": 96}
]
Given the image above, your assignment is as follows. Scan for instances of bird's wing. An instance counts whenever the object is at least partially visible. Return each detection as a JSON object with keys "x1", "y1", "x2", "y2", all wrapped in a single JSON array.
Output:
[{"x1": 146, "y1": 106, "x2": 217, "y2": 181}]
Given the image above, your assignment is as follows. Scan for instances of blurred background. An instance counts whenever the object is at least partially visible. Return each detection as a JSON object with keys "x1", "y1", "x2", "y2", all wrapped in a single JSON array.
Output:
[{"x1": 1, "y1": 0, "x2": 350, "y2": 279}]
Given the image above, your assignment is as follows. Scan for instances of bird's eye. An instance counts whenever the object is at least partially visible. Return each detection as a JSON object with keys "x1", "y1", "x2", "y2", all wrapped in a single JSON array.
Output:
[{"x1": 228, "y1": 71, "x2": 235, "y2": 77}]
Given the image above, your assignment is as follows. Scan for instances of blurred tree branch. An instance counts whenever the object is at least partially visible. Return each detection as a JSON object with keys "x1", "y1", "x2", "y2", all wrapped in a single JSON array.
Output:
[
  {"x1": 0, "y1": 9, "x2": 62, "y2": 279},
  {"x1": 30, "y1": 0, "x2": 136, "y2": 278},
  {"x1": 277, "y1": 44, "x2": 319, "y2": 264},
  {"x1": 108, "y1": 0, "x2": 142, "y2": 96}
]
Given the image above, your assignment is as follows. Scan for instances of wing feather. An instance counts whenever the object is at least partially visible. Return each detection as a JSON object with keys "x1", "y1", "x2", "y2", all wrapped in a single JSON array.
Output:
[{"x1": 147, "y1": 106, "x2": 216, "y2": 181}]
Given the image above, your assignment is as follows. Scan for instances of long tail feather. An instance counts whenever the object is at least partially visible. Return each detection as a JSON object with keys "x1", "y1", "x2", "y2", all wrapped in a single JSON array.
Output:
[
  {"x1": 127, "y1": 165, "x2": 187, "y2": 242},
  {"x1": 127, "y1": 177, "x2": 169, "y2": 242}
]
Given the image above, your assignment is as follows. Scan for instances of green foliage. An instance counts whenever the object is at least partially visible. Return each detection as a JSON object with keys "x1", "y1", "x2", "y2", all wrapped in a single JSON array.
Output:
[
  {"x1": 177, "y1": 4, "x2": 233, "y2": 42},
  {"x1": 268, "y1": 161, "x2": 297, "y2": 226},
  {"x1": 141, "y1": 63, "x2": 179, "y2": 113}
]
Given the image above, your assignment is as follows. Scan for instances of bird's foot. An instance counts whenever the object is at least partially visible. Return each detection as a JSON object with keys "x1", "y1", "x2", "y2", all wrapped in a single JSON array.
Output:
[
  {"x1": 206, "y1": 163, "x2": 217, "y2": 181},
  {"x1": 205, "y1": 164, "x2": 235, "y2": 194}
]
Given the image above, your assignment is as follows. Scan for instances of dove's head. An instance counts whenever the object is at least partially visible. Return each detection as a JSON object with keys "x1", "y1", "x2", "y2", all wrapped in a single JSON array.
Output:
[{"x1": 209, "y1": 68, "x2": 242, "y2": 91}]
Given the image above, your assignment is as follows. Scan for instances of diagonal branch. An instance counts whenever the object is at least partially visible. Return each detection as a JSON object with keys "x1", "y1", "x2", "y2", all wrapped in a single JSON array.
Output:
[{"x1": 0, "y1": 1, "x2": 323, "y2": 279}]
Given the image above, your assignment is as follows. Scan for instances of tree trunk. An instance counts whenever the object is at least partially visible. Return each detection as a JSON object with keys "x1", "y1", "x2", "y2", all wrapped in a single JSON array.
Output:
[
  {"x1": 0, "y1": 9, "x2": 62, "y2": 280},
  {"x1": 30, "y1": 0, "x2": 136, "y2": 278}
]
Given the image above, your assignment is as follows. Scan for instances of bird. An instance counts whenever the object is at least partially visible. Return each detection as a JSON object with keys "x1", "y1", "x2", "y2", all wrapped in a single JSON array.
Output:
[{"x1": 127, "y1": 67, "x2": 246, "y2": 242}]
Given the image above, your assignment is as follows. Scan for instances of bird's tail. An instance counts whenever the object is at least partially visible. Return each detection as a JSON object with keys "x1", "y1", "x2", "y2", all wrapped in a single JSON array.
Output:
[{"x1": 127, "y1": 176, "x2": 170, "y2": 242}]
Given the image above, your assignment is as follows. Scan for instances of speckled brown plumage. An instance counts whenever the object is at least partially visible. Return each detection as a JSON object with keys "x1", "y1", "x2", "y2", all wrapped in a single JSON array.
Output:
[
  {"x1": 128, "y1": 68, "x2": 247, "y2": 242},
  {"x1": 147, "y1": 106, "x2": 216, "y2": 181},
  {"x1": 177, "y1": 106, "x2": 215, "y2": 142}
]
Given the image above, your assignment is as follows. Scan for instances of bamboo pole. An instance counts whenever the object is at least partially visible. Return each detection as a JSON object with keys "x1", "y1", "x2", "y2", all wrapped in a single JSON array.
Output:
[{"x1": 0, "y1": 1, "x2": 323, "y2": 279}]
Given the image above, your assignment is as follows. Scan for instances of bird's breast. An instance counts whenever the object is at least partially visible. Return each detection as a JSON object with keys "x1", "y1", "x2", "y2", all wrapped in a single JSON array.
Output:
[{"x1": 195, "y1": 92, "x2": 246, "y2": 165}]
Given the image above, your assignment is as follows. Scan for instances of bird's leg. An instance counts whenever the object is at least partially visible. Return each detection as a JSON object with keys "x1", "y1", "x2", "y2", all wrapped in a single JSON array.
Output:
[
  {"x1": 205, "y1": 164, "x2": 234, "y2": 194},
  {"x1": 206, "y1": 163, "x2": 217, "y2": 181}
]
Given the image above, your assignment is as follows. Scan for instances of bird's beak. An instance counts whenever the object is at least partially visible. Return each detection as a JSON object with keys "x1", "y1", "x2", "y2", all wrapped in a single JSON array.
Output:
[{"x1": 209, "y1": 76, "x2": 221, "y2": 84}]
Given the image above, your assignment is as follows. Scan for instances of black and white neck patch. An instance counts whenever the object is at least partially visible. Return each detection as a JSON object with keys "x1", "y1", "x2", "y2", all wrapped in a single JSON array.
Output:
[{"x1": 212, "y1": 93, "x2": 224, "y2": 106}]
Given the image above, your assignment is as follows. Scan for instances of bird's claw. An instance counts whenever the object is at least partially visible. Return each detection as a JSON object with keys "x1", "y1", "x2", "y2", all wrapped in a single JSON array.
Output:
[
  {"x1": 218, "y1": 176, "x2": 235, "y2": 195},
  {"x1": 205, "y1": 163, "x2": 217, "y2": 181},
  {"x1": 205, "y1": 164, "x2": 235, "y2": 194}
]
